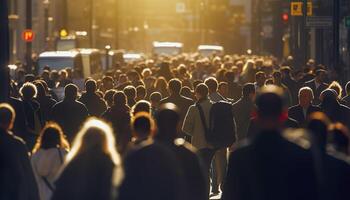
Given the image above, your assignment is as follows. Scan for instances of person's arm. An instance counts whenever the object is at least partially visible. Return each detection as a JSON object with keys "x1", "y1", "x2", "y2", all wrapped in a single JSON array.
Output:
[{"x1": 182, "y1": 106, "x2": 195, "y2": 136}]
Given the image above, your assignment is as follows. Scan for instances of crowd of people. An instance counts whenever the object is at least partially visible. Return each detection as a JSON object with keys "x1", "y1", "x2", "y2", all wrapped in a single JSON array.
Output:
[{"x1": 1, "y1": 53, "x2": 350, "y2": 200}]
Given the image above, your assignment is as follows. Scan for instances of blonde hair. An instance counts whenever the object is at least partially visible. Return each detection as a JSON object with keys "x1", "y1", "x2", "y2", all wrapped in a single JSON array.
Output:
[
  {"x1": 64, "y1": 117, "x2": 123, "y2": 186},
  {"x1": 328, "y1": 81, "x2": 343, "y2": 99}
]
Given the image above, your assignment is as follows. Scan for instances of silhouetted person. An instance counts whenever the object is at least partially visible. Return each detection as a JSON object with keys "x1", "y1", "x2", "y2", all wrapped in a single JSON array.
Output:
[
  {"x1": 155, "y1": 103, "x2": 207, "y2": 200},
  {"x1": 288, "y1": 87, "x2": 320, "y2": 126},
  {"x1": 52, "y1": 118, "x2": 123, "y2": 200},
  {"x1": 123, "y1": 85, "x2": 137, "y2": 108},
  {"x1": 224, "y1": 71, "x2": 242, "y2": 102},
  {"x1": 232, "y1": 83, "x2": 256, "y2": 141},
  {"x1": 160, "y1": 78, "x2": 194, "y2": 124},
  {"x1": 341, "y1": 81, "x2": 350, "y2": 107},
  {"x1": 119, "y1": 116, "x2": 183, "y2": 200},
  {"x1": 223, "y1": 85, "x2": 318, "y2": 200},
  {"x1": 157, "y1": 61, "x2": 174, "y2": 81},
  {"x1": 51, "y1": 84, "x2": 89, "y2": 142},
  {"x1": 34, "y1": 81, "x2": 57, "y2": 123},
  {"x1": 304, "y1": 69, "x2": 328, "y2": 105},
  {"x1": 307, "y1": 113, "x2": 350, "y2": 200},
  {"x1": 131, "y1": 100, "x2": 151, "y2": 117},
  {"x1": 78, "y1": 79, "x2": 107, "y2": 116},
  {"x1": 0, "y1": 103, "x2": 39, "y2": 200},
  {"x1": 102, "y1": 91, "x2": 131, "y2": 154},
  {"x1": 281, "y1": 66, "x2": 299, "y2": 106}
]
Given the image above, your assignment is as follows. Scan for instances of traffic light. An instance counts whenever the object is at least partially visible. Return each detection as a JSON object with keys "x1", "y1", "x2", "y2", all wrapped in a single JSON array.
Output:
[{"x1": 282, "y1": 13, "x2": 289, "y2": 23}]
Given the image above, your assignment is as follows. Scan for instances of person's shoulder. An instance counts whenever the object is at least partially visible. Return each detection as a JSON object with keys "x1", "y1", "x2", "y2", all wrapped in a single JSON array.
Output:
[
  {"x1": 180, "y1": 95, "x2": 194, "y2": 103},
  {"x1": 288, "y1": 104, "x2": 300, "y2": 111},
  {"x1": 160, "y1": 96, "x2": 170, "y2": 104},
  {"x1": 304, "y1": 79, "x2": 315, "y2": 85}
]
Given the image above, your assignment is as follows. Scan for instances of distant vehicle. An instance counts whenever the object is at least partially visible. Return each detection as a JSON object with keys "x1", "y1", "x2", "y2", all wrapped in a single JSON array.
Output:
[
  {"x1": 103, "y1": 50, "x2": 145, "y2": 70},
  {"x1": 198, "y1": 45, "x2": 224, "y2": 57},
  {"x1": 152, "y1": 41, "x2": 183, "y2": 56},
  {"x1": 123, "y1": 53, "x2": 145, "y2": 63},
  {"x1": 38, "y1": 51, "x2": 82, "y2": 74},
  {"x1": 76, "y1": 48, "x2": 103, "y2": 79}
]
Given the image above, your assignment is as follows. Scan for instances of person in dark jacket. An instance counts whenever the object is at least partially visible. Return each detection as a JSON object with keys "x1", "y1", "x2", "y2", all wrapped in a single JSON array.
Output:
[
  {"x1": 155, "y1": 103, "x2": 207, "y2": 200},
  {"x1": 102, "y1": 91, "x2": 132, "y2": 155},
  {"x1": 232, "y1": 83, "x2": 256, "y2": 141},
  {"x1": 341, "y1": 81, "x2": 350, "y2": 107},
  {"x1": 34, "y1": 81, "x2": 57, "y2": 123},
  {"x1": 288, "y1": 87, "x2": 321, "y2": 126},
  {"x1": 78, "y1": 79, "x2": 107, "y2": 117},
  {"x1": 52, "y1": 118, "x2": 123, "y2": 200},
  {"x1": 224, "y1": 71, "x2": 242, "y2": 102},
  {"x1": 303, "y1": 69, "x2": 328, "y2": 105},
  {"x1": 51, "y1": 84, "x2": 89, "y2": 142},
  {"x1": 281, "y1": 66, "x2": 300, "y2": 106},
  {"x1": 319, "y1": 89, "x2": 350, "y2": 128},
  {"x1": 20, "y1": 82, "x2": 44, "y2": 149},
  {"x1": 160, "y1": 78, "x2": 194, "y2": 124},
  {"x1": 223, "y1": 85, "x2": 318, "y2": 200},
  {"x1": 123, "y1": 85, "x2": 137, "y2": 108},
  {"x1": 156, "y1": 61, "x2": 174, "y2": 81},
  {"x1": 8, "y1": 96, "x2": 28, "y2": 140},
  {"x1": 0, "y1": 103, "x2": 40, "y2": 200}
]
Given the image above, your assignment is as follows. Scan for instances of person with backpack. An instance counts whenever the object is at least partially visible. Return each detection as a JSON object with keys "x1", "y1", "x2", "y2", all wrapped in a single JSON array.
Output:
[{"x1": 31, "y1": 122, "x2": 69, "y2": 200}]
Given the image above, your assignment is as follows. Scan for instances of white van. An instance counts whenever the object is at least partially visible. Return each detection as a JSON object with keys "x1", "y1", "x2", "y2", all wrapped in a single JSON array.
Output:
[
  {"x1": 198, "y1": 45, "x2": 224, "y2": 57},
  {"x1": 152, "y1": 41, "x2": 183, "y2": 56}
]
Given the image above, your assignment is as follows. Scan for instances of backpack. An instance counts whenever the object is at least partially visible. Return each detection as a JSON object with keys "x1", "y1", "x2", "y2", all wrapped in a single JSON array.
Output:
[{"x1": 197, "y1": 101, "x2": 236, "y2": 149}]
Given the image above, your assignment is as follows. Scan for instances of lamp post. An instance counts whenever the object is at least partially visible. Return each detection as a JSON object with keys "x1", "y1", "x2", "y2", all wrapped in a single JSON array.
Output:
[
  {"x1": 0, "y1": 0, "x2": 10, "y2": 102},
  {"x1": 43, "y1": 0, "x2": 49, "y2": 49},
  {"x1": 105, "y1": 45, "x2": 111, "y2": 70}
]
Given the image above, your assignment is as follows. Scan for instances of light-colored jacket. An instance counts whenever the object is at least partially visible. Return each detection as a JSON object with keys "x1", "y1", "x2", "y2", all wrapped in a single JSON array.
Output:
[
  {"x1": 31, "y1": 148, "x2": 67, "y2": 200},
  {"x1": 182, "y1": 99, "x2": 212, "y2": 149}
]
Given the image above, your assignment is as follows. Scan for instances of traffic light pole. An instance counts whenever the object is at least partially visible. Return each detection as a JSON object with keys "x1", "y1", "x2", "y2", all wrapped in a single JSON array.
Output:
[
  {"x1": 333, "y1": 0, "x2": 340, "y2": 73},
  {"x1": 0, "y1": 0, "x2": 10, "y2": 102},
  {"x1": 26, "y1": 0, "x2": 32, "y2": 73}
]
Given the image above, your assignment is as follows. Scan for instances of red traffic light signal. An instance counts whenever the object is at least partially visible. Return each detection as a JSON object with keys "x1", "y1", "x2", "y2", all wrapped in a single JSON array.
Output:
[
  {"x1": 282, "y1": 13, "x2": 289, "y2": 22},
  {"x1": 22, "y1": 29, "x2": 35, "y2": 42}
]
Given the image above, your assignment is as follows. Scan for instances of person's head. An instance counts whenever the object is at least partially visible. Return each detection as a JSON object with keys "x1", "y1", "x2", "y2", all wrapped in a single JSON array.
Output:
[
  {"x1": 204, "y1": 77, "x2": 218, "y2": 93},
  {"x1": 328, "y1": 81, "x2": 343, "y2": 99},
  {"x1": 141, "y1": 68, "x2": 152, "y2": 78},
  {"x1": 59, "y1": 70, "x2": 68, "y2": 80},
  {"x1": 104, "y1": 89, "x2": 117, "y2": 107},
  {"x1": 19, "y1": 82, "x2": 37, "y2": 100},
  {"x1": 64, "y1": 84, "x2": 78, "y2": 101},
  {"x1": 33, "y1": 81, "x2": 47, "y2": 98},
  {"x1": 329, "y1": 122, "x2": 350, "y2": 155},
  {"x1": 180, "y1": 86, "x2": 194, "y2": 99},
  {"x1": 156, "y1": 103, "x2": 181, "y2": 141},
  {"x1": 0, "y1": 103, "x2": 15, "y2": 131},
  {"x1": 131, "y1": 100, "x2": 151, "y2": 117},
  {"x1": 136, "y1": 85, "x2": 146, "y2": 100},
  {"x1": 255, "y1": 71, "x2": 266, "y2": 87},
  {"x1": 272, "y1": 71, "x2": 282, "y2": 85},
  {"x1": 195, "y1": 83, "x2": 209, "y2": 101},
  {"x1": 85, "y1": 79, "x2": 97, "y2": 94},
  {"x1": 102, "y1": 76, "x2": 114, "y2": 90},
  {"x1": 224, "y1": 71, "x2": 235, "y2": 82},
  {"x1": 32, "y1": 122, "x2": 69, "y2": 153},
  {"x1": 113, "y1": 91, "x2": 127, "y2": 106},
  {"x1": 123, "y1": 85, "x2": 136, "y2": 100},
  {"x1": 298, "y1": 87, "x2": 314, "y2": 107},
  {"x1": 150, "y1": 92, "x2": 162, "y2": 107},
  {"x1": 315, "y1": 69, "x2": 327, "y2": 83},
  {"x1": 307, "y1": 112, "x2": 331, "y2": 151},
  {"x1": 168, "y1": 78, "x2": 182, "y2": 95},
  {"x1": 242, "y1": 83, "x2": 256, "y2": 100},
  {"x1": 66, "y1": 118, "x2": 123, "y2": 185},
  {"x1": 118, "y1": 74, "x2": 128, "y2": 84},
  {"x1": 41, "y1": 70, "x2": 50, "y2": 81},
  {"x1": 320, "y1": 89, "x2": 338, "y2": 106},
  {"x1": 155, "y1": 77, "x2": 168, "y2": 91},
  {"x1": 280, "y1": 66, "x2": 292, "y2": 79},
  {"x1": 256, "y1": 85, "x2": 285, "y2": 127},
  {"x1": 131, "y1": 112, "x2": 155, "y2": 140},
  {"x1": 218, "y1": 82, "x2": 229, "y2": 98},
  {"x1": 345, "y1": 81, "x2": 350, "y2": 96}
]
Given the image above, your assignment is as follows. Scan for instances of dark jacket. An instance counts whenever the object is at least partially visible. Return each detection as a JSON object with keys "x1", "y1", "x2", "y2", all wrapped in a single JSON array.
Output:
[
  {"x1": 36, "y1": 95, "x2": 57, "y2": 123},
  {"x1": 52, "y1": 148, "x2": 115, "y2": 200},
  {"x1": 282, "y1": 76, "x2": 300, "y2": 106},
  {"x1": 22, "y1": 99, "x2": 43, "y2": 133},
  {"x1": 227, "y1": 82, "x2": 242, "y2": 102},
  {"x1": 78, "y1": 92, "x2": 107, "y2": 117},
  {"x1": 102, "y1": 105, "x2": 131, "y2": 154},
  {"x1": 232, "y1": 97, "x2": 256, "y2": 141},
  {"x1": 304, "y1": 79, "x2": 328, "y2": 104},
  {"x1": 8, "y1": 97, "x2": 28, "y2": 138},
  {"x1": 119, "y1": 141, "x2": 184, "y2": 200},
  {"x1": 320, "y1": 98, "x2": 350, "y2": 128},
  {"x1": 222, "y1": 130, "x2": 318, "y2": 200},
  {"x1": 288, "y1": 104, "x2": 321, "y2": 126},
  {"x1": 160, "y1": 94, "x2": 194, "y2": 122},
  {"x1": 0, "y1": 129, "x2": 39, "y2": 200},
  {"x1": 50, "y1": 99, "x2": 89, "y2": 142},
  {"x1": 247, "y1": 118, "x2": 299, "y2": 139},
  {"x1": 341, "y1": 95, "x2": 350, "y2": 108}
]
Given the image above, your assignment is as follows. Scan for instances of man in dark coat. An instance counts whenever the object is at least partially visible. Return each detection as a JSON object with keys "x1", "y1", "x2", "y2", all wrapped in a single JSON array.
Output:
[
  {"x1": 8, "y1": 96, "x2": 27, "y2": 139},
  {"x1": 51, "y1": 84, "x2": 88, "y2": 142},
  {"x1": 303, "y1": 69, "x2": 328, "y2": 105},
  {"x1": 155, "y1": 103, "x2": 207, "y2": 200},
  {"x1": 341, "y1": 81, "x2": 350, "y2": 107},
  {"x1": 160, "y1": 78, "x2": 194, "y2": 123},
  {"x1": 281, "y1": 66, "x2": 300, "y2": 106},
  {"x1": 0, "y1": 103, "x2": 39, "y2": 200},
  {"x1": 232, "y1": 83, "x2": 256, "y2": 141},
  {"x1": 78, "y1": 79, "x2": 107, "y2": 117},
  {"x1": 223, "y1": 86, "x2": 318, "y2": 200},
  {"x1": 288, "y1": 87, "x2": 321, "y2": 126}
]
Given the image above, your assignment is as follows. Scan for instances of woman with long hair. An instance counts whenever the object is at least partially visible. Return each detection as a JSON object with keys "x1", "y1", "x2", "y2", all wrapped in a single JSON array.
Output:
[
  {"x1": 52, "y1": 118, "x2": 123, "y2": 200},
  {"x1": 31, "y1": 122, "x2": 69, "y2": 200}
]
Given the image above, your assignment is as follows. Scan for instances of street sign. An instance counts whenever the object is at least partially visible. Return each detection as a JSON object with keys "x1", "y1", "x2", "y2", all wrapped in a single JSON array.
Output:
[
  {"x1": 291, "y1": 2, "x2": 312, "y2": 16},
  {"x1": 345, "y1": 16, "x2": 350, "y2": 28},
  {"x1": 306, "y1": 16, "x2": 333, "y2": 28},
  {"x1": 22, "y1": 29, "x2": 35, "y2": 42}
]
